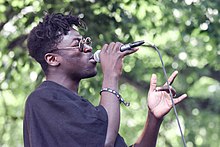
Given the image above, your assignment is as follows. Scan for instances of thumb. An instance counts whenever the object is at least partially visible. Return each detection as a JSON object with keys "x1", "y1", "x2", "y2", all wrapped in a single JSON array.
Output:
[
  {"x1": 149, "y1": 74, "x2": 157, "y2": 92},
  {"x1": 123, "y1": 47, "x2": 139, "y2": 56}
]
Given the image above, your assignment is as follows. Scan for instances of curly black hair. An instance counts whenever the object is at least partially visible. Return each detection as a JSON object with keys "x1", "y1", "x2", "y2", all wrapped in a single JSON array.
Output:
[{"x1": 27, "y1": 12, "x2": 86, "y2": 73}]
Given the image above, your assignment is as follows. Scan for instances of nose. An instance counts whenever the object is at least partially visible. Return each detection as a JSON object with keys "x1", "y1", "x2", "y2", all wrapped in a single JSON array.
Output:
[{"x1": 83, "y1": 44, "x2": 92, "y2": 53}]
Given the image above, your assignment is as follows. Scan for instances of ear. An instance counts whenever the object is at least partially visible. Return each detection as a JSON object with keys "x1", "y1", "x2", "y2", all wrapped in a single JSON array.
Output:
[{"x1": 44, "y1": 53, "x2": 61, "y2": 66}]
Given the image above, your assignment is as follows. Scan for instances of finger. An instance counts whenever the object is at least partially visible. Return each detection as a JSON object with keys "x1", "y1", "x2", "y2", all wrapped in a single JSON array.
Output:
[
  {"x1": 164, "y1": 70, "x2": 178, "y2": 86},
  {"x1": 123, "y1": 47, "x2": 139, "y2": 56},
  {"x1": 107, "y1": 42, "x2": 116, "y2": 53},
  {"x1": 173, "y1": 94, "x2": 187, "y2": 105},
  {"x1": 149, "y1": 74, "x2": 157, "y2": 92},
  {"x1": 156, "y1": 85, "x2": 176, "y2": 97},
  {"x1": 114, "y1": 42, "x2": 123, "y2": 53},
  {"x1": 101, "y1": 44, "x2": 108, "y2": 53}
]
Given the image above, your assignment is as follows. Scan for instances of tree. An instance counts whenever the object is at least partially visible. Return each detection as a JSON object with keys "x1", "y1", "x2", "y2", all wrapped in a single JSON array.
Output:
[{"x1": 0, "y1": 0, "x2": 219, "y2": 146}]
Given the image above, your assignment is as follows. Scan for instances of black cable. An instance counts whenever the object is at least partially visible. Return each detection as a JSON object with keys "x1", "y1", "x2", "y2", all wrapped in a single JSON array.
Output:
[{"x1": 143, "y1": 42, "x2": 187, "y2": 147}]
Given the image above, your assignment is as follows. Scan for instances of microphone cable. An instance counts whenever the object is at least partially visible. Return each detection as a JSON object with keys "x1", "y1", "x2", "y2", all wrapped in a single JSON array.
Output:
[{"x1": 143, "y1": 42, "x2": 187, "y2": 147}]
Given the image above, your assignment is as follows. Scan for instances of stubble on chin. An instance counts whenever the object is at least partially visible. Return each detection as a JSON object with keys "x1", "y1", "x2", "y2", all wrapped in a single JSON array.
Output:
[{"x1": 81, "y1": 68, "x2": 97, "y2": 79}]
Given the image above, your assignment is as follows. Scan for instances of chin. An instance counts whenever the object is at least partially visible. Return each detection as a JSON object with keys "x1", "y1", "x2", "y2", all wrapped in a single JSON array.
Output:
[
  {"x1": 87, "y1": 71, "x2": 97, "y2": 78},
  {"x1": 81, "y1": 69, "x2": 97, "y2": 79}
]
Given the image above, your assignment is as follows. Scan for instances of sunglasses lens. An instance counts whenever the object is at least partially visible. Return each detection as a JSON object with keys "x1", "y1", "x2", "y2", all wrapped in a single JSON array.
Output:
[
  {"x1": 78, "y1": 37, "x2": 92, "y2": 52},
  {"x1": 85, "y1": 37, "x2": 92, "y2": 46}
]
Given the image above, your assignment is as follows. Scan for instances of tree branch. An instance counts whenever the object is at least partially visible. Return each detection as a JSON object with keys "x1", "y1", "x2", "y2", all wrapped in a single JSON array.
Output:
[{"x1": 7, "y1": 34, "x2": 28, "y2": 50}]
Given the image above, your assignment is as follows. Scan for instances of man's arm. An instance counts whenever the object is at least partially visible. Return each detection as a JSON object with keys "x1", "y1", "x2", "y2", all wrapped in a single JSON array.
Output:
[
  {"x1": 134, "y1": 71, "x2": 187, "y2": 147},
  {"x1": 134, "y1": 111, "x2": 163, "y2": 147},
  {"x1": 99, "y1": 42, "x2": 138, "y2": 147},
  {"x1": 100, "y1": 73, "x2": 120, "y2": 147}
]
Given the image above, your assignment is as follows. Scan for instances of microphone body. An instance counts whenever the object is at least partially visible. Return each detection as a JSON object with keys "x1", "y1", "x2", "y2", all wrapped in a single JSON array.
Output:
[{"x1": 94, "y1": 40, "x2": 144, "y2": 63}]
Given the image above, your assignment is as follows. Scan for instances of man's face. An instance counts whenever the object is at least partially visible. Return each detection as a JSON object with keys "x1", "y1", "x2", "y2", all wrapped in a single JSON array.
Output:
[{"x1": 55, "y1": 29, "x2": 97, "y2": 80}]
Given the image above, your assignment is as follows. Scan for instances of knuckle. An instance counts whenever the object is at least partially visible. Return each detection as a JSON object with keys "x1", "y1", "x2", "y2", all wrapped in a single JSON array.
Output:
[
  {"x1": 116, "y1": 41, "x2": 123, "y2": 45},
  {"x1": 109, "y1": 42, "x2": 116, "y2": 45}
]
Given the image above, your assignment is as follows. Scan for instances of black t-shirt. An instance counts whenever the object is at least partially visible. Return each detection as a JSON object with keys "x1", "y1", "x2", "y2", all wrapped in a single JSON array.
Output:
[{"x1": 23, "y1": 81, "x2": 127, "y2": 147}]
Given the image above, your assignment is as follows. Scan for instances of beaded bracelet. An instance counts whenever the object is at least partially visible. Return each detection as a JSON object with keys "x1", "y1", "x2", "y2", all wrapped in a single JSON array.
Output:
[{"x1": 100, "y1": 88, "x2": 130, "y2": 107}]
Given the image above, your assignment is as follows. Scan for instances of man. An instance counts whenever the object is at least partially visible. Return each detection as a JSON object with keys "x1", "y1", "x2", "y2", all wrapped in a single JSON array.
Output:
[{"x1": 23, "y1": 12, "x2": 187, "y2": 147}]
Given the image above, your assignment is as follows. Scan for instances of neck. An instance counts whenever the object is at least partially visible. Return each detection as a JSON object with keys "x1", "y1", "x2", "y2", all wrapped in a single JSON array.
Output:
[{"x1": 46, "y1": 73, "x2": 80, "y2": 93}]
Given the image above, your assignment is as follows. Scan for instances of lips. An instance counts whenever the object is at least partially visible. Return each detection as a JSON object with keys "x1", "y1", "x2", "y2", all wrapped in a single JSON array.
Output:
[{"x1": 89, "y1": 54, "x2": 97, "y2": 64}]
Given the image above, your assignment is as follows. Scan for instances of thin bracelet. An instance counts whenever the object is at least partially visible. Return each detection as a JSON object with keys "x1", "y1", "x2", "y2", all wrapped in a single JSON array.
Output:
[{"x1": 100, "y1": 88, "x2": 130, "y2": 107}]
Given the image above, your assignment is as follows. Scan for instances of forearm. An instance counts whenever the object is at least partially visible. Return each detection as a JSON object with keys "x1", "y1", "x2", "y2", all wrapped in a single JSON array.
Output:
[
  {"x1": 100, "y1": 74, "x2": 120, "y2": 147},
  {"x1": 134, "y1": 111, "x2": 163, "y2": 147}
]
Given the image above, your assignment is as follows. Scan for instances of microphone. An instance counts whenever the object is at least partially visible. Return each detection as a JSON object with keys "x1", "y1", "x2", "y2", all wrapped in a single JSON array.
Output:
[
  {"x1": 93, "y1": 40, "x2": 145, "y2": 63},
  {"x1": 144, "y1": 42, "x2": 187, "y2": 147}
]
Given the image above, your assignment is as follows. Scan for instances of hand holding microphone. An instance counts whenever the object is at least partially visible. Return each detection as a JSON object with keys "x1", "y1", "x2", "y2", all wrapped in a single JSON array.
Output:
[{"x1": 93, "y1": 40, "x2": 145, "y2": 63}]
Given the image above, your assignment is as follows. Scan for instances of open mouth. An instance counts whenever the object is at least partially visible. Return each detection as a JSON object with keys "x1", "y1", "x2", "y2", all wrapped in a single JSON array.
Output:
[{"x1": 89, "y1": 55, "x2": 97, "y2": 64}]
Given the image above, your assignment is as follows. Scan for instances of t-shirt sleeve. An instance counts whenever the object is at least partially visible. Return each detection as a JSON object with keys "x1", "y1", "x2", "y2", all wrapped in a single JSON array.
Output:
[{"x1": 24, "y1": 91, "x2": 108, "y2": 147}]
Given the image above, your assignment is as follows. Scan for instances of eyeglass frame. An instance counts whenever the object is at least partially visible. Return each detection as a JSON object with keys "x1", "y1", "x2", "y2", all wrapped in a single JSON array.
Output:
[{"x1": 48, "y1": 37, "x2": 92, "y2": 53}]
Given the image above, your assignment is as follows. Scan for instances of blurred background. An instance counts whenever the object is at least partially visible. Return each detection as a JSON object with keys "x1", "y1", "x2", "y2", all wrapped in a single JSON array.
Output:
[{"x1": 0, "y1": 0, "x2": 219, "y2": 146}]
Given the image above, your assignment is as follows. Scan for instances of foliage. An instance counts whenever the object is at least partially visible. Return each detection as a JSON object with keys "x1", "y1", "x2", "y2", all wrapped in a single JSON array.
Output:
[{"x1": 0, "y1": 0, "x2": 219, "y2": 146}]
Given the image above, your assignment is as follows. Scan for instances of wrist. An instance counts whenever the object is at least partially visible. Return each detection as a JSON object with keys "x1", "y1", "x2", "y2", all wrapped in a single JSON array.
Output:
[
  {"x1": 102, "y1": 74, "x2": 119, "y2": 91},
  {"x1": 147, "y1": 110, "x2": 163, "y2": 124},
  {"x1": 100, "y1": 88, "x2": 130, "y2": 107},
  {"x1": 103, "y1": 72, "x2": 120, "y2": 80},
  {"x1": 103, "y1": 73, "x2": 119, "y2": 83}
]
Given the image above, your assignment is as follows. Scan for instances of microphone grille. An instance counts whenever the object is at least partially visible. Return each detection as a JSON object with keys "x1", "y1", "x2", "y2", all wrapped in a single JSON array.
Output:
[{"x1": 94, "y1": 50, "x2": 101, "y2": 63}]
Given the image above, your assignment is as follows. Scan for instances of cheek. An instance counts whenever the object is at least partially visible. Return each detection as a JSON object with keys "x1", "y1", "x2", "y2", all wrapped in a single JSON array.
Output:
[
  {"x1": 61, "y1": 52, "x2": 89, "y2": 69},
  {"x1": 65, "y1": 56, "x2": 86, "y2": 70},
  {"x1": 63, "y1": 52, "x2": 82, "y2": 63}
]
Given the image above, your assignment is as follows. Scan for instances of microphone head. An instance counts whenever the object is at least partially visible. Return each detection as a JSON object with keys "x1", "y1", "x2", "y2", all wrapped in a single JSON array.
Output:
[{"x1": 93, "y1": 50, "x2": 101, "y2": 63}]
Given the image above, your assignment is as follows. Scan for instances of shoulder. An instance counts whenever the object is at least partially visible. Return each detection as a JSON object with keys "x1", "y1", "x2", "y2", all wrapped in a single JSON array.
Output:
[
  {"x1": 26, "y1": 81, "x2": 80, "y2": 103},
  {"x1": 26, "y1": 83, "x2": 55, "y2": 103}
]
